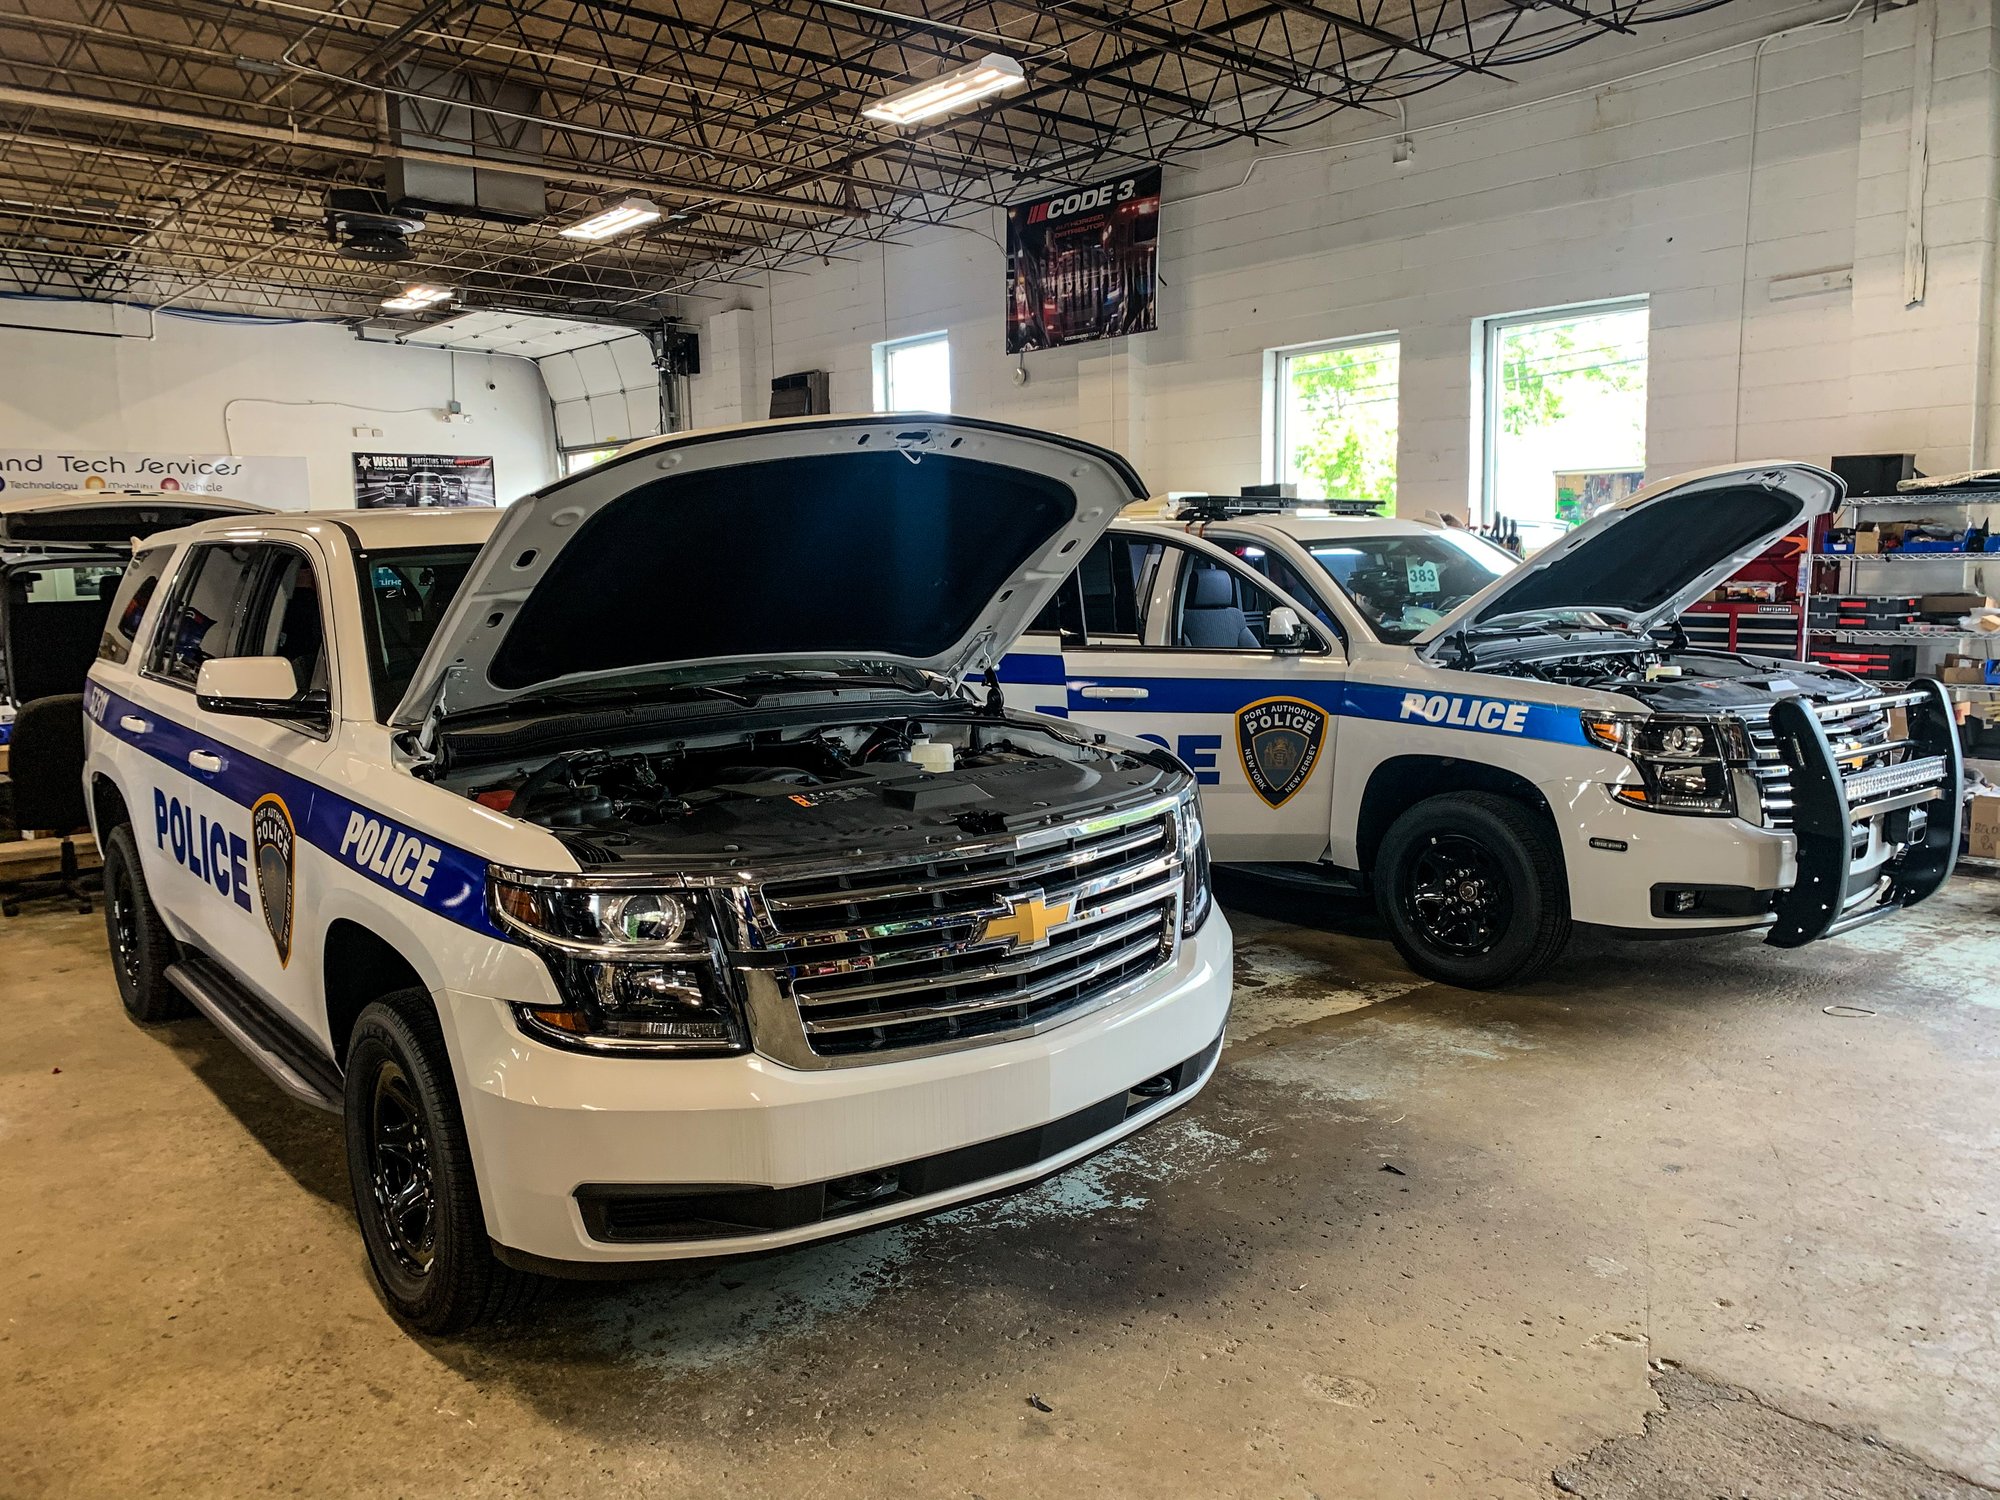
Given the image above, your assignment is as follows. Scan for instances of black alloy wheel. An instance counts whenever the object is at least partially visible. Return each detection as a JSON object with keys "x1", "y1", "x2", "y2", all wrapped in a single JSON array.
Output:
[
  {"x1": 1405, "y1": 834, "x2": 1513, "y2": 957},
  {"x1": 366, "y1": 1061, "x2": 438, "y2": 1278},
  {"x1": 102, "y1": 823, "x2": 188, "y2": 1023},
  {"x1": 1373, "y1": 791, "x2": 1570, "y2": 989},
  {"x1": 343, "y1": 993, "x2": 538, "y2": 1333}
]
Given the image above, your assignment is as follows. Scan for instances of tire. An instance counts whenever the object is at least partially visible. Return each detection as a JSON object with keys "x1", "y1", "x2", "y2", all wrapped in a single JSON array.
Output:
[
  {"x1": 102, "y1": 824, "x2": 188, "y2": 1023},
  {"x1": 1373, "y1": 791, "x2": 1571, "y2": 990},
  {"x1": 343, "y1": 991, "x2": 538, "y2": 1334}
]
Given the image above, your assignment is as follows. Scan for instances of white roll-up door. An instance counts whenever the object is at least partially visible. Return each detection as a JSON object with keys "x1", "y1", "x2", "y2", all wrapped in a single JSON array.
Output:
[{"x1": 538, "y1": 334, "x2": 662, "y2": 451}]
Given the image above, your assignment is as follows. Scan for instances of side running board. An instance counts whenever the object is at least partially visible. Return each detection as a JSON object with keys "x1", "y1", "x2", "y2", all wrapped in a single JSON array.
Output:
[{"x1": 166, "y1": 960, "x2": 344, "y2": 1114}]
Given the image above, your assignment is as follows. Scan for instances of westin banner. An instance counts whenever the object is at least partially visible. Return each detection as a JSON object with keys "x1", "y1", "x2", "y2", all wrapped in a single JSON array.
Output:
[
  {"x1": 1006, "y1": 167, "x2": 1161, "y2": 354},
  {"x1": 352, "y1": 452, "x2": 497, "y2": 509},
  {"x1": 0, "y1": 449, "x2": 309, "y2": 509}
]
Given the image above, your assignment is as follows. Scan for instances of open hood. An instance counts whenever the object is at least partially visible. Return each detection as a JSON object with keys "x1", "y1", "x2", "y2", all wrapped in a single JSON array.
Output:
[
  {"x1": 389, "y1": 415, "x2": 1146, "y2": 729},
  {"x1": 1416, "y1": 462, "x2": 1840, "y2": 655}
]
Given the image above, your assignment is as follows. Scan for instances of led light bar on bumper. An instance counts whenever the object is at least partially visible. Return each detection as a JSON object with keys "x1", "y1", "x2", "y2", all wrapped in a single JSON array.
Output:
[
  {"x1": 1583, "y1": 712, "x2": 1753, "y2": 817},
  {"x1": 490, "y1": 874, "x2": 748, "y2": 1054}
]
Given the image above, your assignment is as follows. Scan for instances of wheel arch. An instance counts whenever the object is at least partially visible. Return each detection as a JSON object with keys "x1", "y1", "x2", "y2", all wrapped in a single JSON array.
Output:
[
  {"x1": 1356, "y1": 756, "x2": 1560, "y2": 879},
  {"x1": 89, "y1": 771, "x2": 133, "y2": 843},
  {"x1": 323, "y1": 919, "x2": 432, "y2": 1064}
]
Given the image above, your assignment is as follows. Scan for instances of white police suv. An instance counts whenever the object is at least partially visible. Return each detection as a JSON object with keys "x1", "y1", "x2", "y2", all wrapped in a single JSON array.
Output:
[
  {"x1": 81, "y1": 417, "x2": 1230, "y2": 1332},
  {"x1": 998, "y1": 463, "x2": 1959, "y2": 989}
]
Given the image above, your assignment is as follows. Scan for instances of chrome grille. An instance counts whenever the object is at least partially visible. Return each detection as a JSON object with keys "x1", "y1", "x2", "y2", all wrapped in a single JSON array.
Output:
[
  {"x1": 732, "y1": 805, "x2": 1184, "y2": 1061},
  {"x1": 1737, "y1": 698, "x2": 1900, "y2": 830}
]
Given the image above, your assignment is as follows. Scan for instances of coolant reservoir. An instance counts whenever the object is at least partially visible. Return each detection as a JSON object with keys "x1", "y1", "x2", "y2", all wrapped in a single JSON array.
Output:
[{"x1": 909, "y1": 738, "x2": 955, "y2": 774}]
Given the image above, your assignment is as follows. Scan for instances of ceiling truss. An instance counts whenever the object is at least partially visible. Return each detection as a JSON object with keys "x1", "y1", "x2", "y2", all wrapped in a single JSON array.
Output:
[{"x1": 0, "y1": 0, "x2": 1741, "y2": 325}]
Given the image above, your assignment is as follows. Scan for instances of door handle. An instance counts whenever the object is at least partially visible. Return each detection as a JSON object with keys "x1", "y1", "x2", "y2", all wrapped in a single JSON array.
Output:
[
  {"x1": 1078, "y1": 686, "x2": 1149, "y2": 701},
  {"x1": 118, "y1": 715, "x2": 150, "y2": 735},
  {"x1": 187, "y1": 750, "x2": 225, "y2": 774}
]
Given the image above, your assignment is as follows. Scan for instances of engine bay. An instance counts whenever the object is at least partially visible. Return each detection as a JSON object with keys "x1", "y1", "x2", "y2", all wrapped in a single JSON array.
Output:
[
  {"x1": 1478, "y1": 647, "x2": 1876, "y2": 713},
  {"x1": 448, "y1": 710, "x2": 1182, "y2": 866}
]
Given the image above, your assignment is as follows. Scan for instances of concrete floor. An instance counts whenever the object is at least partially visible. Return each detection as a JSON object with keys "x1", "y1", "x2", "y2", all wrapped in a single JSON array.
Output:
[{"x1": 4, "y1": 874, "x2": 1998, "y2": 1499}]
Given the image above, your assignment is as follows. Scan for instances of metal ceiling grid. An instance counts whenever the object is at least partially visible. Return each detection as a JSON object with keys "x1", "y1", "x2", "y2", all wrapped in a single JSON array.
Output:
[{"x1": 0, "y1": 0, "x2": 1747, "y2": 325}]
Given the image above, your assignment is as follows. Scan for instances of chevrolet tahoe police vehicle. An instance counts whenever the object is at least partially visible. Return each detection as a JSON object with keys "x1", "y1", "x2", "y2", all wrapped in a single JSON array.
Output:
[
  {"x1": 998, "y1": 462, "x2": 1959, "y2": 989},
  {"x1": 0, "y1": 488, "x2": 267, "y2": 754},
  {"x1": 81, "y1": 416, "x2": 1230, "y2": 1333}
]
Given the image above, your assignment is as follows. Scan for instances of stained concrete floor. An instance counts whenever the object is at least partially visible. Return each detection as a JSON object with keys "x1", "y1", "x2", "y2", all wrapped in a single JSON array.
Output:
[{"x1": 4, "y1": 874, "x2": 1998, "y2": 1499}]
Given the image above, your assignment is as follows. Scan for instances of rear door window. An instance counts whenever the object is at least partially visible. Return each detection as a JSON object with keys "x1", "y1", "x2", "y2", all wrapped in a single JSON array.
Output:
[{"x1": 98, "y1": 547, "x2": 172, "y2": 665}]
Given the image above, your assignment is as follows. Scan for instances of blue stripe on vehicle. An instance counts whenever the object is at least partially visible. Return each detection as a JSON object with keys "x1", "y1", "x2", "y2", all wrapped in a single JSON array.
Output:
[
  {"x1": 996, "y1": 649, "x2": 1067, "y2": 686},
  {"x1": 84, "y1": 681, "x2": 501, "y2": 936},
  {"x1": 992, "y1": 663, "x2": 1589, "y2": 748}
]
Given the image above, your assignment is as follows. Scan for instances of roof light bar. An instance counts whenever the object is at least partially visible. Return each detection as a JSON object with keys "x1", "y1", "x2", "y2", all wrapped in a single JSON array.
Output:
[
  {"x1": 558, "y1": 197, "x2": 663, "y2": 242},
  {"x1": 381, "y1": 284, "x2": 452, "y2": 312},
  {"x1": 863, "y1": 54, "x2": 1025, "y2": 126}
]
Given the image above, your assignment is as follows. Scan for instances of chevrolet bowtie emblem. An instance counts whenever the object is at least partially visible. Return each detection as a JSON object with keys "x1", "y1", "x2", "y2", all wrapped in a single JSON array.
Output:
[{"x1": 978, "y1": 893, "x2": 1073, "y2": 951}]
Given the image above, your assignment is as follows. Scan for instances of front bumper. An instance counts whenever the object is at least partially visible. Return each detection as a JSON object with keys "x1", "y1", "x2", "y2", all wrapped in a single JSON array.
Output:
[
  {"x1": 1552, "y1": 682, "x2": 1961, "y2": 938},
  {"x1": 444, "y1": 912, "x2": 1234, "y2": 1267}
]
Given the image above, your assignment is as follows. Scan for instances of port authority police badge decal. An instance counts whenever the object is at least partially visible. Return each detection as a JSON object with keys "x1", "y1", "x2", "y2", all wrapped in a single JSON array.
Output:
[
  {"x1": 251, "y1": 794, "x2": 297, "y2": 967},
  {"x1": 1236, "y1": 697, "x2": 1327, "y2": 808}
]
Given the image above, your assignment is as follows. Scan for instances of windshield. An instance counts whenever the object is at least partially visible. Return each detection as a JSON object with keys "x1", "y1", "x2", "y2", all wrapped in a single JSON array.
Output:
[
  {"x1": 1305, "y1": 532, "x2": 1516, "y2": 642},
  {"x1": 357, "y1": 545, "x2": 478, "y2": 720}
]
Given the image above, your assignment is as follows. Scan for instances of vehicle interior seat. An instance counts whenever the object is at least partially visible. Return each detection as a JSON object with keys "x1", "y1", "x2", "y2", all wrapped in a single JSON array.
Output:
[
  {"x1": 2, "y1": 693, "x2": 95, "y2": 916},
  {"x1": 5, "y1": 572, "x2": 114, "y2": 704},
  {"x1": 1179, "y1": 564, "x2": 1259, "y2": 649}
]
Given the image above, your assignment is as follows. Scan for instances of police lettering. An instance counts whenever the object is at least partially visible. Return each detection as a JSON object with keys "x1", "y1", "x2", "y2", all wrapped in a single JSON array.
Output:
[
  {"x1": 337, "y1": 810, "x2": 441, "y2": 896},
  {"x1": 1397, "y1": 692, "x2": 1532, "y2": 734},
  {"x1": 153, "y1": 788, "x2": 251, "y2": 909}
]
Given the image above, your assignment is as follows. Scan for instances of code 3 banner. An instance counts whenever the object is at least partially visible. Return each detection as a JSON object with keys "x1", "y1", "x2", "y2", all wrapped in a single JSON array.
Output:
[{"x1": 1006, "y1": 167, "x2": 1161, "y2": 354}]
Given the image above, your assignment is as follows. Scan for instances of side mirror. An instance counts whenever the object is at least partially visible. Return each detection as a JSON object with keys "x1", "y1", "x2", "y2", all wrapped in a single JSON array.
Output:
[
  {"x1": 1266, "y1": 605, "x2": 1311, "y2": 653},
  {"x1": 195, "y1": 656, "x2": 329, "y2": 726}
]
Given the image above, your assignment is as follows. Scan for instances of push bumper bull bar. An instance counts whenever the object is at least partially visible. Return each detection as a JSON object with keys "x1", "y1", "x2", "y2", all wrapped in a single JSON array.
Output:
[{"x1": 1764, "y1": 680, "x2": 1961, "y2": 948}]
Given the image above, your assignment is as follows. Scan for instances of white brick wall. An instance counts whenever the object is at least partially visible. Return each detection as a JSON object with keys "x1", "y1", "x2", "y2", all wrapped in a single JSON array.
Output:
[{"x1": 690, "y1": 0, "x2": 2000, "y2": 513}]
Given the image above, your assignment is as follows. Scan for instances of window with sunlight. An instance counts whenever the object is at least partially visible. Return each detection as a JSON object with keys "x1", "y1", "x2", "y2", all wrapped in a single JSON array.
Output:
[
  {"x1": 875, "y1": 332, "x2": 952, "y2": 413},
  {"x1": 1481, "y1": 300, "x2": 1648, "y2": 550},
  {"x1": 1272, "y1": 335, "x2": 1400, "y2": 511},
  {"x1": 564, "y1": 447, "x2": 618, "y2": 476}
]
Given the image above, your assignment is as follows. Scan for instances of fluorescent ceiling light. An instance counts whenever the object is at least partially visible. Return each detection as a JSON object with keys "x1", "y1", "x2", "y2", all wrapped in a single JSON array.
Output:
[
  {"x1": 381, "y1": 284, "x2": 452, "y2": 312},
  {"x1": 863, "y1": 54, "x2": 1025, "y2": 126},
  {"x1": 558, "y1": 197, "x2": 663, "y2": 242}
]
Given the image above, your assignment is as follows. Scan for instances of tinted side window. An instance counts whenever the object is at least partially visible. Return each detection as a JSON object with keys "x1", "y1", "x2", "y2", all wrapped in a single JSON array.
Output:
[
  {"x1": 147, "y1": 543, "x2": 264, "y2": 688},
  {"x1": 1076, "y1": 535, "x2": 1164, "y2": 641},
  {"x1": 97, "y1": 547, "x2": 171, "y2": 665}
]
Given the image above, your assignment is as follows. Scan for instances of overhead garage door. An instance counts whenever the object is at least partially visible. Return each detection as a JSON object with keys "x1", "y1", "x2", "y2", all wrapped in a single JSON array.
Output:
[{"x1": 538, "y1": 334, "x2": 665, "y2": 453}]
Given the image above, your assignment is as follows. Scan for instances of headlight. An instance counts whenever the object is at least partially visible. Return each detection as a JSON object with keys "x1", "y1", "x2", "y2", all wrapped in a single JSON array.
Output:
[
  {"x1": 1180, "y1": 794, "x2": 1212, "y2": 936},
  {"x1": 1581, "y1": 713, "x2": 1747, "y2": 817},
  {"x1": 490, "y1": 873, "x2": 747, "y2": 1054}
]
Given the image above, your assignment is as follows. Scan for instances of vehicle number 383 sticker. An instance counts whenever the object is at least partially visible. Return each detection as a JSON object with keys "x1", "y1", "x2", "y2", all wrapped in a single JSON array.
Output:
[
  {"x1": 251, "y1": 793, "x2": 297, "y2": 967},
  {"x1": 1236, "y1": 697, "x2": 1328, "y2": 809}
]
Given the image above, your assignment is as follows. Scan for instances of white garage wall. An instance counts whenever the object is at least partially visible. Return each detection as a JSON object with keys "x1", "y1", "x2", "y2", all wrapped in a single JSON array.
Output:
[
  {"x1": 0, "y1": 303, "x2": 559, "y2": 508},
  {"x1": 689, "y1": 0, "x2": 2000, "y2": 520}
]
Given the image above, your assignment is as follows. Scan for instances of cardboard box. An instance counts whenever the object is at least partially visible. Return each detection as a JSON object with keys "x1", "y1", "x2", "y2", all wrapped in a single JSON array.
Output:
[
  {"x1": 1921, "y1": 593, "x2": 1993, "y2": 615},
  {"x1": 1942, "y1": 653, "x2": 1988, "y2": 684},
  {"x1": 1968, "y1": 792, "x2": 2000, "y2": 861},
  {"x1": 1855, "y1": 526, "x2": 1881, "y2": 553}
]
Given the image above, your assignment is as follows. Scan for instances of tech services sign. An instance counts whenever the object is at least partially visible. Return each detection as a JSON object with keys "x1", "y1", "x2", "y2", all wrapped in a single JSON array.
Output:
[{"x1": 0, "y1": 450, "x2": 310, "y2": 509}]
